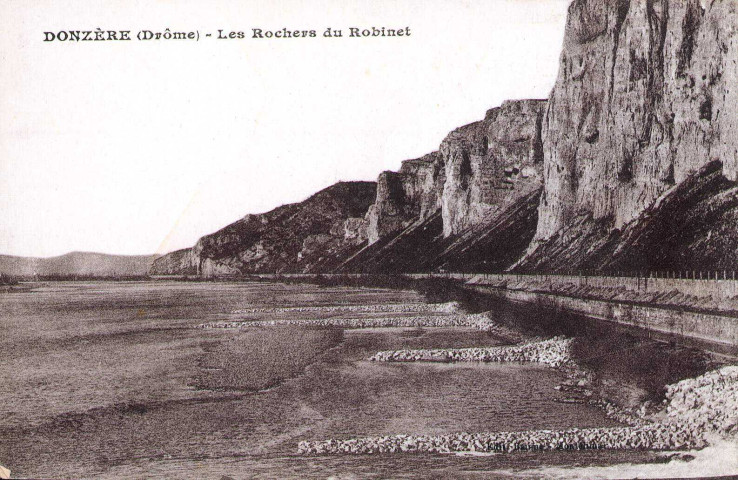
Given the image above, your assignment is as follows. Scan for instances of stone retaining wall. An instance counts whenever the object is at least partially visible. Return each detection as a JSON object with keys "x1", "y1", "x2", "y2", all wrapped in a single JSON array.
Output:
[
  {"x1": 469, "y1": 286, "x2": 738, "y2": 352},
  {"x1": 407, "y1": 273, "x2": 738, "y2": 302}
]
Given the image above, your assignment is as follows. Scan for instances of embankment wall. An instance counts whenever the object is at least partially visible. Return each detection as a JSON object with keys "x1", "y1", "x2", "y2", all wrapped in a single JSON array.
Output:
[
  {"x1": 468, "y1": 285, "x2": 738, "y2": 353},
  {"x1": 406, "y1": 273, "x2": 738, "y2": 302},
  {"x1": 152, "y1": 272, "x2": 738, "y2": 351}
]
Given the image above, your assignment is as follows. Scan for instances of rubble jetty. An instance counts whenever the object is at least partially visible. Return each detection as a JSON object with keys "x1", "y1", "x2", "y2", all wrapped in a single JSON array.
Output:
[
  {"x1": 298, "y1": 365, "x2": 738, "y2": 456},
  {"x1": 369, "y1": 336, "x2": 572, "y2": 368}
]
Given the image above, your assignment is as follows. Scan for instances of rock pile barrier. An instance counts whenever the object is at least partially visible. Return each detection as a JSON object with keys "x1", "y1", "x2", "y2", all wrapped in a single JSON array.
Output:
[
  {"x1": 199, "y1": 311, "x2": 521, "y2": 340},
  {"x1": 231, "y1": 301, "x2": 461, "y2": 315},
  {"x1": 663, "y1": 365, "x2": 738, "y2": 436},
  {"x1": 297, "y1": 365, "x2": 738, "y2": 456},
  {"x1": 369, "y1": 336, "x2": 572, "y2": 368},
  {"x1": 297, "y1": 423, "x2": 705, "y2": 455}
]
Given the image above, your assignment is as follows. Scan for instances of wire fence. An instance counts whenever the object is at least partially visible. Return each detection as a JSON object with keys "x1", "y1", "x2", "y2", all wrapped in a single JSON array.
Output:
[{"x1": 424, "y1": 270, "x2": 738, "y2": 281}]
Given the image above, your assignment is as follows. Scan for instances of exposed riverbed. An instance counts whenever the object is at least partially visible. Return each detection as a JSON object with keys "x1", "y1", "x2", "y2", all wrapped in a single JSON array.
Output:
[{"x1": 0, "y1": 280, "x2": 732, "y2": 478}]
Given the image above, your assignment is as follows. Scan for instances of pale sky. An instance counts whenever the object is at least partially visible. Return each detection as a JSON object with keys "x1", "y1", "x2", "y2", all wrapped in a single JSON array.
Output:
[{"x1": 0, "y1": 0, "x2": 569, "y2": 258}]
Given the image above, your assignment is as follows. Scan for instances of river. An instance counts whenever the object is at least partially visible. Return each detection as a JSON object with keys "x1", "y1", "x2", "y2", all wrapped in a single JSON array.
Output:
[{"x1": 0, "y1": 280, "x2": 701, "y2": 478}]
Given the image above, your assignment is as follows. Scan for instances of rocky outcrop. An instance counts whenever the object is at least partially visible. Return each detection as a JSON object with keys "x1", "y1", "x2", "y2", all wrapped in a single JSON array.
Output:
[
  {"x1": 148, "y1": 248, "x2": 197, "y2": 275},
  {"x1": 150, "y1": 182, "x2": 376, "y2": 276},
  {"x1": 534, "y1": 0, "x2": 738, "y2": 244},
  {"x1": 442, "y1": 99, "x2": 545, "y2": 236},
  {"x1": 340, "y1": 188, "x2": 541, "y2": 274},
  {"x1": 365, "y1": 153, "x2": 443, "y2": 244},
  {"x1": 365, "y1": 99, "x2": 545, "y2": 245}
]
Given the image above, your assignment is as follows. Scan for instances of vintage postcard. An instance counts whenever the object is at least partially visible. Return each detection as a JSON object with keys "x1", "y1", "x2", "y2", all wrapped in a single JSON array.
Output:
[{"x1": 1, "y1": 0, "x2": 737, "y2": 478}]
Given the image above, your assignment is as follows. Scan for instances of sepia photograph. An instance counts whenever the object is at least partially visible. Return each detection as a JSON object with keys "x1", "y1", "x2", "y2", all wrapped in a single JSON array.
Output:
[{"x1": 1, "y1": 0, "x2": 737, "y2": 478}]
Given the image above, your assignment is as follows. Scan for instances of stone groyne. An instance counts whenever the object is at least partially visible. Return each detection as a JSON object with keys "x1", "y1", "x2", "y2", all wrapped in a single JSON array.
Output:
[
  {"x1": 298, "y1": 424, "x2": 704, "y2": 455},
  {"x1": 231, "y1": 301, "x2": 461, "y2": 315},
  {"x1": 298, "y1": 365, "x2": 738, "y2": 456},
  {"x1": 199, "y1": 310, "x2": 521, "y2": 341},
  {"x1": 369, "y1": 336, "x2": 572, "y2": 368}
]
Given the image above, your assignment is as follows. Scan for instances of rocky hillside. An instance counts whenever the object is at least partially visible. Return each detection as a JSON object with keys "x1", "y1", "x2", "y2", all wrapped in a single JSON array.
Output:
[
  {"x1": 526, "y1": 0, "x2": 738, "y2": 262},
  {"x1": 150, "y1": 182, "x2": 376, "y2": 275},
  {"x1": 342, "y1": 99, "x2": 547, "y2": 273},
  {"x1": 153, "y1": 0, "x2": 738, "y2": 276},
  {"x1": 0, "y1": 252, "x2": 155, "y2": 278},
  {"x1": 517, "y1": 161, "x2": 738, "y2": 273},
  {"x1": 340, "y1": 188, "x2": 541, "y2": 274}
]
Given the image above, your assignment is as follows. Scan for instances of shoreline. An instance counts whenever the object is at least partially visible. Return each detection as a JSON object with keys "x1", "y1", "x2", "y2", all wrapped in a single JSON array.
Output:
[
  {"x1": 298, "y1": 326, "x2": 737, "y2": 457},
  {"x1": 200, "y1": 284, "x2": 736, "y2": 457},
  {"x1": 150, "y1": 273, "x2": 738, "y2": 319}
]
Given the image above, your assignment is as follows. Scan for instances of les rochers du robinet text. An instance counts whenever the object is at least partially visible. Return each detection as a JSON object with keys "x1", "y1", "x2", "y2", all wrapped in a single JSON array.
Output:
[{"x1": 42, "y1": 27, "x2": 412, "y2": 42}]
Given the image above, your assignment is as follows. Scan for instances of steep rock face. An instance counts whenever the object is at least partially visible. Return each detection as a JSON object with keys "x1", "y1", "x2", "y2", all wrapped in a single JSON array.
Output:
[
  {"x1": 517, "y1": 161, "x2": 738, "y2": 272},
  {"x1": 341, "y1": 188, "x2": 541, "y2": 274},
  {"x1": 150, "y1": 182, "x2": 376, "y2": 275},
  {"x1": 442, "y1": 100, "x2": 545, "y2": 236},
  {"x1": 535, "y1": 0, "x2": 738, "y2": 242},
  {"x1": 365, "y1": 99, "x2": 546, "y2": 245},
  {"x1": 365, "y1": 152, "x2": 443, "y2": 244},
  {"x1": 149, "y1": 248, "x2": 198, "y2": 275}
]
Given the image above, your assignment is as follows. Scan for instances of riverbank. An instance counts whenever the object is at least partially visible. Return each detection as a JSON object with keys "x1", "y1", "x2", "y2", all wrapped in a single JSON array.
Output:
[
  {"x1": 216, "y1": 273, "x2": 738, "y2": 354},
  {"x1": 299, "y1": 329, "x2": 737, "y2": 456},
  {"x1": 193, "y1": 278, "x2": 733, "y2": 459},
  {"x1": 465, "y1": 273, "x2": 738, "y2": 316}
]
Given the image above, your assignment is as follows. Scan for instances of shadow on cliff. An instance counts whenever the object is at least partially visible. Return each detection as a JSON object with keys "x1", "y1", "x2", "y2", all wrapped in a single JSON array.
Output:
[
  {"x1": 517, "y1": 161, "x2": 738, "y2": 274},
  {"x1": 339, "y1": 188, "x2": 542, "y2": 274}
]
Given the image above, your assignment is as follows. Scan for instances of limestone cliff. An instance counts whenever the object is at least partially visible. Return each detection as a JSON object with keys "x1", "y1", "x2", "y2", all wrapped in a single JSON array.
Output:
[
  {"x1": 441, "y1": 100, "x2": 545, "y2": 236},
  {"x1": 516, "y1": 161, "x2": 738, "y2": 272},
  {"x1": 152, "y1": 0, "x2": 738, "y2": 276},
  {"x1": 148, "y1": 248, "x2": 198, "y2": 276},
  {"x1": 365, "y1": 153, "x2": 443, "y2": 244},
  {"x1": 150, "y1": 182, "x2": 376, "y2": 276},
  {"x1": 340, "y1": 188, "x2": 542, "y2": 274},
  {"x1": 346, "y1": 98, "x2": 546, "y2": 272},
  {"x1": 364, "y1": 99, "x2": 545, "y2": 246},
  {"x1": 534, "y1": 0, "x2": 738, "y2": 243}
]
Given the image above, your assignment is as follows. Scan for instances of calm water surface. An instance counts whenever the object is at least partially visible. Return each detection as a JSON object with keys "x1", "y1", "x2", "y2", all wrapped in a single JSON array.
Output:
[{"x1": 0, "y1": 281, "x2": 664, "y2": 479}]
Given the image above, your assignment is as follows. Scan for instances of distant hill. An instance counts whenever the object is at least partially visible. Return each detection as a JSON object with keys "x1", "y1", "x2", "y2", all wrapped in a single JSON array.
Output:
[{"x1": 0, "y1": 252, "x2": 157, "y2": 278}]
